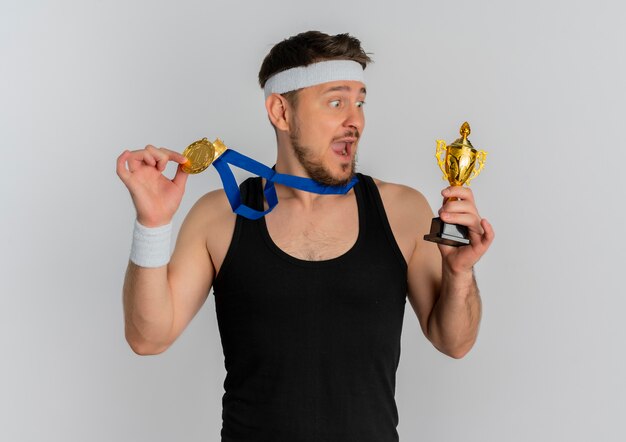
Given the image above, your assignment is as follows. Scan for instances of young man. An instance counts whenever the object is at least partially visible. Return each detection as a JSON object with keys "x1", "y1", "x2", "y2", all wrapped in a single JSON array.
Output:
[{"x1": 117, "y1": 31, "x2": 494, "y2": 442}]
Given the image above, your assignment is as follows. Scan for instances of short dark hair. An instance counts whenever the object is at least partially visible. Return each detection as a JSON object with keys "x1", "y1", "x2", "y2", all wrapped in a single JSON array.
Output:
[{"x1": 258, "y1": 30, "x2": 372, "y2": 90}]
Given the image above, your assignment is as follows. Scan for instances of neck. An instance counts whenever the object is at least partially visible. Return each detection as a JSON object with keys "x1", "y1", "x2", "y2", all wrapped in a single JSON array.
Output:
[
  {"x1": 273, "y1": 155, "x2": 326, "y2": 205},
  {"x1": 271, "y1": 138, "x2": 352, "y2": 206}
]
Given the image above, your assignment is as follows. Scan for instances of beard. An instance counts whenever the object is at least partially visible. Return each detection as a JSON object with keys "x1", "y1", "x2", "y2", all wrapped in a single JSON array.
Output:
[{"x1": 289, "y1": 125, "x2": 358, "y2": 187}]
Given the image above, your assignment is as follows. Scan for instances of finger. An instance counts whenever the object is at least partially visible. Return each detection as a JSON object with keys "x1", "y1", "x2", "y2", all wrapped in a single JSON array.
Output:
[
  {"x1": 149, "y1": 146, "x2": 187, "y2": 171},
  {"x1": 152, "y1": 147, "x2": 172, "y2": 172},
  {"x1": 172, "y1": 163, "x2": 189, "y2": 188},
  {"x1": 157, "y1": 147, "x2": 188, "y2": 165},
  {"x1": 465, "y1": 218, "x2": 494, "y2": 254},
  {"x1": 439, "y1": 200, "x2": 479, "y2": 217},
  {"x1": 145, "y1": 145, "x2": 165, "y2": 168},
  {"x1": 116, "y1": 150, "x2": 132, "y2": 183},
  {"x1": 439, "y1": 212, "x2": 483, "y2": 234},
  {"x1": 479, "y1": 218, "x2": 495, "y2": 247},
  {"x1": 442, "y1": 186, "x2": 475, "y2": 203},
  {"x1": 133, "y1": 148, "x2": 157, "y2": 168}
]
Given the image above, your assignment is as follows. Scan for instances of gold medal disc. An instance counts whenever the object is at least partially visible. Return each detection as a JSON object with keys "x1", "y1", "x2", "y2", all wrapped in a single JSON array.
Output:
[{"x1": 182, "y1": 138, "x2": 215, "y2": 174}]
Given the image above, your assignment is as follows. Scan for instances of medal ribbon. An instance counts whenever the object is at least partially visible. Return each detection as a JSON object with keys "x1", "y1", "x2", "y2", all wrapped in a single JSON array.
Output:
[{"x1": 212, "y1": 149, "x2": 358, "y2": 220}]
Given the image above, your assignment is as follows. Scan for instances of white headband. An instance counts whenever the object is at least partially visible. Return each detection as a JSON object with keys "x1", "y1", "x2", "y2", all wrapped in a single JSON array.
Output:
[{"x1": 263, "y1": 60, "x2": 365, "y2": 99}]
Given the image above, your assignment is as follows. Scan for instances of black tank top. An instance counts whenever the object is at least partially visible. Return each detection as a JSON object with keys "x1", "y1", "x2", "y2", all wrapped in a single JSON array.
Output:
[{"x1": 213, "y1": 173, "x2": 408, "y2": 442}]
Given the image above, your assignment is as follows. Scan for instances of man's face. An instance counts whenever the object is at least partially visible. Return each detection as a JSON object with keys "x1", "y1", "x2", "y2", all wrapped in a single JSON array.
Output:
[{"x1": 287, "y1": 80, "x2": 366, "y2": 186}]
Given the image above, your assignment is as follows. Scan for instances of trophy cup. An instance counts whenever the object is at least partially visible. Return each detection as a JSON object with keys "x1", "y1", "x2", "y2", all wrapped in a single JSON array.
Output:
[{"x1": 424, "y1": 122, "x2": 487, "y2": 246}]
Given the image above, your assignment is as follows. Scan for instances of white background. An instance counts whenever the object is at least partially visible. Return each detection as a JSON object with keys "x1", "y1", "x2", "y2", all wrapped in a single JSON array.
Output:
[{"x1": 1, "y1": 0, "x2": 624, "y2": 441}]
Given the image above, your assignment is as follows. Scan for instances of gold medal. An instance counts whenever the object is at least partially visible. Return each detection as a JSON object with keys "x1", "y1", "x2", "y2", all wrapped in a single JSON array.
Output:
[
  {"x1": 181, "y1": 137, "x2": 228, "y2": 174},
  {"x1": 182, "y1": 138, "x2": 214, "y2": 174}
]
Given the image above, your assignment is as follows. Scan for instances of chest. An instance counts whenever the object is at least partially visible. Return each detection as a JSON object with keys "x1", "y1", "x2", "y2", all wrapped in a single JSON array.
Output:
[{"x1": 264, "y1": 197, "x2": 359, "y2": 261}]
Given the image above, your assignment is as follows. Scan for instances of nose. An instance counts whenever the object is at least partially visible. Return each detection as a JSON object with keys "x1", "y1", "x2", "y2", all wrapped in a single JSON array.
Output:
[{"x1": 343, "y1": 104, "x2": 364, "y2": 133}]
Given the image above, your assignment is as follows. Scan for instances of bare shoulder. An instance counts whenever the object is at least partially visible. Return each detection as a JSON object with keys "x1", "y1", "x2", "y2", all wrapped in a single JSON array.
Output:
[
  {"x1": 181, "y1": 188, "x2": 236, "y2": 246},
  {"x1": 186, "y1": 188, "x2": 235, "y2": 226},
  {"x1": 370, "y1": 177, "x2": 435, "y2": 263},
  {"x1": 372, "y1": 177, "x2": 433, "y2": 223},
  {"x1": 178, "y1": 189, "x2": 236, "y2": 274}
]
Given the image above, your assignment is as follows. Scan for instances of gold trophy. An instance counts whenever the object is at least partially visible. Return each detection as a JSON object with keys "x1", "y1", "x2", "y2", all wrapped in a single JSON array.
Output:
[{"x1": 424, "y1": 122, "x2": 487, "y2": 246}]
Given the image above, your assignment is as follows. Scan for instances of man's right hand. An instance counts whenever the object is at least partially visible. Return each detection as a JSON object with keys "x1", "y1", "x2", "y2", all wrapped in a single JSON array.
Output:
[{"x1": 116, "y1": 145, "x2": 189, "y2": 227}]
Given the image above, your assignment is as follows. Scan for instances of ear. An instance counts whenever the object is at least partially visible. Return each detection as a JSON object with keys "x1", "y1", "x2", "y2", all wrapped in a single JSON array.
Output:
[{"x1": 265, "y1": 94, "x2": 291, "y2": 131}]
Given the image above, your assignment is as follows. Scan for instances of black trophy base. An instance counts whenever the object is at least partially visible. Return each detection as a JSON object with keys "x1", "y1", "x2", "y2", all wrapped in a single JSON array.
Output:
[{"x1": 424, "y1": 217, "x2": 470, "y2": 247}]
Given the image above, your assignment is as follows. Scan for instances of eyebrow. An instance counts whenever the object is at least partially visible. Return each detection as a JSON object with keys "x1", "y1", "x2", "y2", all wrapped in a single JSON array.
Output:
[{"x1": 323, "y1": 85, "x2": 367, "y2": 95}]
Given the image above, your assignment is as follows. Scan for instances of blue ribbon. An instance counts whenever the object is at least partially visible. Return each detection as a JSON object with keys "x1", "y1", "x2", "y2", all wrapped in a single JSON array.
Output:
[{"x1": 212, "y1": 149, "x2": 358, "y2": 220}]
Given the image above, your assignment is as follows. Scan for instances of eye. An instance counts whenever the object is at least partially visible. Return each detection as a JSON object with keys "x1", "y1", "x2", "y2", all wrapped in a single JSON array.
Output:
[
  {"x1": 329, "y1": 100, "x2": 341, "y2": 108},
  {"x1": 356, "y1": 101, "x2": 366, "y2": 108}
]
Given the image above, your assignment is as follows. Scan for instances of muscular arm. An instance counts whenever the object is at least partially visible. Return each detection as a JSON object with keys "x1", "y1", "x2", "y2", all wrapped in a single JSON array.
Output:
[
  {"x1": 379, "y1": 181, "x2": 493, "y2": 359},
  {"x1": 117, "y1": 145, "x2": 236, "y2": 355},
  {"x1": 420, "y1": 261, "x2": 482, "y2": 359},
  {"x1": 123, "y1": 191, "x2": 229, "y2": 355}
]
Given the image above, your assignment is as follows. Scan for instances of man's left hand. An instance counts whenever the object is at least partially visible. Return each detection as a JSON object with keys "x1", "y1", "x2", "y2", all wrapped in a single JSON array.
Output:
[{"x1": 437, "y1": 186, "x2": 495, "y2": 275}]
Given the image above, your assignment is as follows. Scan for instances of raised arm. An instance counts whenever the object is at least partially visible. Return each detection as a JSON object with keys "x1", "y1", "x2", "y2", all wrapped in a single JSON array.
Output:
[
  {"x1": 117, "y1": 146, "x2": 214, "y2": 355},
  {"x1": 380, "y1": 182, "x2": 494, "y2": 359}
]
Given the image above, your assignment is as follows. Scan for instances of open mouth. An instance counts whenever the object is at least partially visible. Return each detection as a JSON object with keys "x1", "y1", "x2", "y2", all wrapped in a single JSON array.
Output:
[{"x1": 331, "y1": 140, "x2": 355, "y2": 157}]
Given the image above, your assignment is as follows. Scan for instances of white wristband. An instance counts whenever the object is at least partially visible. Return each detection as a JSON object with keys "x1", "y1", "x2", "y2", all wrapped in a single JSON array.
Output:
[{"x1": 130, "y1": 220, "x2": 172, "y2": 268}]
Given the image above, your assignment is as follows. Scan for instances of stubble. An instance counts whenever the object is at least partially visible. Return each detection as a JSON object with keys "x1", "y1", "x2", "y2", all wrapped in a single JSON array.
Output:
[{"x1": 289, "y1": 123, "x2": 358, "y2": 187}]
